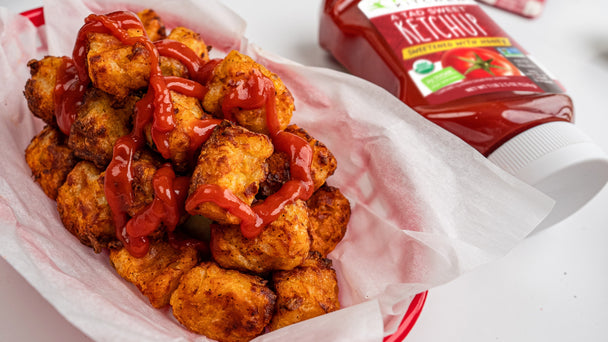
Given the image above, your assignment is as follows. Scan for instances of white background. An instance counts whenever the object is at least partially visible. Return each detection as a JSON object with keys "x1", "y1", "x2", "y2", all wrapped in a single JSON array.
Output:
[{"x1": 1, "y1": 0, "x2": 607, "y2": 341}]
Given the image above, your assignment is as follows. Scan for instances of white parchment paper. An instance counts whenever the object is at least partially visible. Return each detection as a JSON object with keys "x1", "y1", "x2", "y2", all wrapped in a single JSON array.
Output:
[{"x1": 0, "y1": 0, "x2": 554, "y2": 341}]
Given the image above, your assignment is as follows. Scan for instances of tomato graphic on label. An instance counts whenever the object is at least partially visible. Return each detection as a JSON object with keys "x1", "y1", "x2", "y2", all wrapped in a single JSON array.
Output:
[{"x1": 441, "y1": 47, "x2": 521, "y2": 79}]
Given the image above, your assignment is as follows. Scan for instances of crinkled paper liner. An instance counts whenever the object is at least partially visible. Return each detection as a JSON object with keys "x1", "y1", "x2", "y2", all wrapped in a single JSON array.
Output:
[{"x1": 0, "y1": 0, "x2": 554, "y2": 341}]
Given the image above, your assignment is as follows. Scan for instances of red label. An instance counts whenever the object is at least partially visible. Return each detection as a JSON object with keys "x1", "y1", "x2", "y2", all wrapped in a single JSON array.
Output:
[{"x1": 359, "y1": 0, "x2": 562, "y2": 105}]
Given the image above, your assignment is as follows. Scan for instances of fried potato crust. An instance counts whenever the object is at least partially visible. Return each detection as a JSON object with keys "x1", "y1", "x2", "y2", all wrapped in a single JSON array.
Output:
[
  {"x1": 160, "y1": 26, "x2": 210, "y2": 77},
  {"x1": 306, "y1": 185, "x2": 350, "y2": 257},
  {"x1": 146, "y1": 90, "x2": 213, "y2": 172},
  {"x1": 259, "y1": 124, "x2": 337, "y2": 198},
  {"x1": 203, "y1": 50, "x2": 294, "y2": 134},
  {"x1": 210, "y1": 200, "x2": 310, "y2": 274},
  {"x1": 137, "y1": 9, "x2": 166, "y2": 41},
  {"x1": 23, "y1": 56, "x2": 65, "y2": 126},
  {"x1": 25, "y1": 125, "x2": 77, "y2": 200},
  {"x1": 56, "y1": 161, "x2": 117, "y2": 252},
  {"x1": 86, "y1": 30, "x2": 150, "y2": 100},
  {"x1": 257, "y1": 151, "x2": 290, "y2": 199},
  {"x1": 122, "y1": 149, "x2": 162, "y2": 217},
  {"x1": 188, "y1": 121, "x2": 273, "y2": 224},
  {"x1": 167, "y1": 27, "x2": 209, "y2": 61},
  {"x1": 109, "y1": 240, "x2": 198, "y2": 308},
  {"x1": 286, "y1": 124, "x2": 337, "y2": 191},
  {"x1": 170, "y1": 261, "x2": 276, "y2": 342},
  {"x1": 68, "y1": 89, "x2": 135, "y2": 169},
  {"x1": 268, "y1": 252, "x2": 340, "y2": 331}
]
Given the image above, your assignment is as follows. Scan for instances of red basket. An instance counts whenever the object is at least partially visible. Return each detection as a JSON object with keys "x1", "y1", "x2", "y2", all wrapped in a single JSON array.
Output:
[
  {"x1": 20, "y1": 6, "x2": 427, "y2": 341},
  {"x1": 383, "y1": 291, "x2": 427, "y2": 342}
]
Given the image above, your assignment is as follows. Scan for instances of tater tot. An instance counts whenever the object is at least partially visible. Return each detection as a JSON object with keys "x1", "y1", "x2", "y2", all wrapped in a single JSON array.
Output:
[
  {"x1": 187, "y1": 121, "x2": 273, "y2": 224},
  {"x1": 210, "y1": 200, "x2": 310, "y2": 274},
  {"x1": 146, "y1": 90, "x2": 214, "y2": 172},
  {"x1": 122, "y1": 149, "x2": 162, "y2": 218},
  {"x1": 258, "y1": 124, "x2": 337, "y2": 198},
  {"x1": 286, "y1": 124, "x2": 337, "y2": 191},
  {"x1": 86, "y1": 29, "x2": 150, "y2": 99},
  {"x1": 56, "y1": 161, "x2": 118, "y2": 252},
  {"x1": 23, "y1": 56, "x2": 65, "y2": 126},
  {"x1": 25, "y1": 125, "x2": 78, "y2": 200},
  {"x1": 203, "y1": 50, "x2": 294, "y2": 134},
  {"x1": 109, "y1": 240, "x2": 198, "y2": 308},
  {"x1": 167, "y1": 27, "x2": 209, "y2": 61},
  {"x1": 137, "y1": 9, "x2": 166, "y2": 41},
  {"x1": 307, "y1": 185, "x2": 350, "y2": 257},
  {"x1": 160, "y1": 26, "x2": 210, "y2": 78},
  {"x1": 68, "y1": 89, "x2": 135, "y2": 169},
  {"x1": 268, "y1": 252, "x2": 340, "y2": 331},
  {"x1": 170, "y1": 261, "x2": 276, "y2": 342}
]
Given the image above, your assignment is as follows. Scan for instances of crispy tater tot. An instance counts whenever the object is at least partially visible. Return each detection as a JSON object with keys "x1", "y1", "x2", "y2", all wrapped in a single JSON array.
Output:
[
  {"x1": 307, "y1": 185, "x2": 350, "y2": 257},
  {"x1": 210, "y1": 200, "x2": 310, "y2": 274},
  {"x1": 68, "y1": 89, "x2": 135, "y2": 169},
  {"x1": 86, "y1": 29, "x2": 150, "y2": 100},
  {"x1": 159, "y1": 55, "x2": 189, "y2": 78},
  {"x1": 122, "y1": 149, "x2": 162, "y2": 217},
  {"x1": 187, "y1": 121, "x2": 273, "y2": 224},
  {"x1": 56, "y1": 152, "x2": 163, "y2": 252},
  {"x1": 109, "y1": 240, "x2": 198, "y2": 308},
  {"x1": 268, "y1": 252, "x2": 340, "y2": 331},
  {"x1": 25, "y1": 125, "x2": 78, "y2": 200},
  {"x1": 259, "y1": 124, "x2": 337, "y2": 198},
  {"x1": 146, "y1": 90, "x2": 214, "y2": 172},
  {"x1": 203, "y1": 50, "x2": 294, "y2": 134},
  {"x1": 56, "y1": 161, "x2": 118, "y2": 252},
  {"x1": 160, "y1": 26, "x2": 210, "y2": 78},
  {"x1": 23, "y1": 56, "x2": 65, "y2": 126},
  {"x1": 137, "y1": 9, "x2": 166, "y2": 41},
  {"x1": 167, "y1": 27, "x2": 209, "y2": 61},
  {"x1": 286, "y1": 124, "x2": 337, "y2": 190},
  {"x1": 170, "y1": 261, "x2": 276, "y2": 342}
]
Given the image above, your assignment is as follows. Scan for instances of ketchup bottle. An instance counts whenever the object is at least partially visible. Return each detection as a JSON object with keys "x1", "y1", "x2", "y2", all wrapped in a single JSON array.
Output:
[{"x1": 320, "y1": 0, "x2": 608, "y2": 229}]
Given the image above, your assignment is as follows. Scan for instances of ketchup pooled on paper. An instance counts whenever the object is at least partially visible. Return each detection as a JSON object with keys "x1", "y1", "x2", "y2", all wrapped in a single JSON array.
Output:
[{"x1": 320, "y1": 0, "x2": 608, "y2": 229}]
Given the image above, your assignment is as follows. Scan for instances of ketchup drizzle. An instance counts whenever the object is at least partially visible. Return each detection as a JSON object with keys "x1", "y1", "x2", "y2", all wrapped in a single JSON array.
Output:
[
  {"x1": 186, "y1": 69, "x2": 314, "y2": 238},
  {"x1": 56, "y1": 10, "x2": 313, "y2": 256},
  {"x1": 54, "y1": 57, "x2": 87, "y2": 135},
  {"x1": 155, "y1": 40, "x2": 221, "y2": 84},
  {"x1": 65, "y1": 11, "x2": 220, "y2": 256}
]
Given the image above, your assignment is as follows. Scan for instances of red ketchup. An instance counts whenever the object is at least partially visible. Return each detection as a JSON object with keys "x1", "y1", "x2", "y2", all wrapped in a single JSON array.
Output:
[
  {"x1": 186, "y1": 69, "x2": 314, "y2": 239},
  {"x1": 320, "y1": 0, "x2": 608, "y2": 228},
  {"x1": 55, "y1": 11, "x2": 313, "y2": 256}
]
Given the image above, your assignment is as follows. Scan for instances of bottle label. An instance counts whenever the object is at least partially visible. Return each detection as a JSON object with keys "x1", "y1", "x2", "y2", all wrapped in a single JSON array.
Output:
[{"x1": 358, "y1": 0, "x2": 563, "y2": 105}]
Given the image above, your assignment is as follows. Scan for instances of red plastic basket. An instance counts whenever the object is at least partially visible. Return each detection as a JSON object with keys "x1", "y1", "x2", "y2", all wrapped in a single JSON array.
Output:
[{"x1": 20, "y1": 6, "x2": 427, "y2": 341}]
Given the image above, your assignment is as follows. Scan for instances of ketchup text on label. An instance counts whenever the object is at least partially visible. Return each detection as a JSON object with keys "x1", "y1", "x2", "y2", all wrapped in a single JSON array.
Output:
[{"x1": 391, "y1": 6, "x2": 488, "y2": 45}]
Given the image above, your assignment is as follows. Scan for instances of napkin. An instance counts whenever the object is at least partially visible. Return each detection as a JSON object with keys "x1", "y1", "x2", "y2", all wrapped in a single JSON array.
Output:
[{"x1": 0, "y1": 0, "x2": 553, "y2": 341}]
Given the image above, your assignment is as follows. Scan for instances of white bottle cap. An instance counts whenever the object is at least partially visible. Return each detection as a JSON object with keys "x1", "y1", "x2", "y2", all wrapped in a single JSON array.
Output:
[{"x1": 488, "y1": 121, "x2": 608, "y2": 231}]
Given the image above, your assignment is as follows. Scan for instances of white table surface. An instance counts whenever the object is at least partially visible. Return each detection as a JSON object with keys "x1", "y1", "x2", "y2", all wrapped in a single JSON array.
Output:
[{"x1": 1, "y1": 0, "x2": 607, "y2": 341}]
